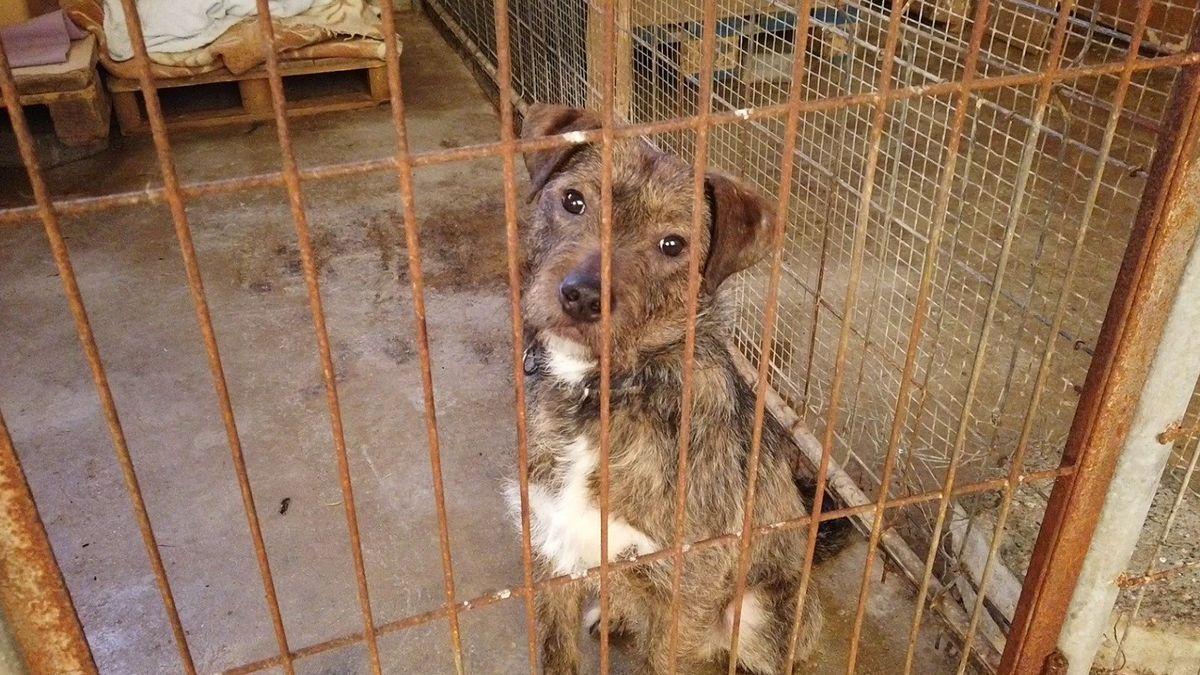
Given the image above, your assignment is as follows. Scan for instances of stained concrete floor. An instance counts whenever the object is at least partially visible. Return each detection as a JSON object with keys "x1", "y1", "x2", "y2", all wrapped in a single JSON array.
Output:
[{"x1": 1, "y1": 12, "x2": 966, "y2": 675}]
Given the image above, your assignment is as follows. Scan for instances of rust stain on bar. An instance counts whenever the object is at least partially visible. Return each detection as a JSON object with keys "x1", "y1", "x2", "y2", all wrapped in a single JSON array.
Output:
[
  {"x1": 0, "y1": 410, "x2": 96, "y2": 675},
  {"x1": 246, "y1": 2, "x2": 384, "y2": 671},
  {"x1": 723, "y1": 0, "x2": 819, "y2": 670},
  {"x1": 664, "y1": 0, "x2": 719, "y2": 668},
  {"x1": 109, "y1": 0, "x2": 296, "y2": 668},
  {"x1": 801, "y1": 0, "x2": 910, "y2": 669},
  {"x1": 1115, "y1": 560, "x2": 1200, "y2": 589},
  {"x1": 375, "y1": 2, "x2": 466, "y2": 671},
  {"x1": 0, "y1": 30, "x2": 197, "y2": 675},
  {"x1": 893, "y1": 1, "x2": 999, "y2": 670},
  {"x1": 488, "y1": 0, "x2": 542, "y2": 668},
  {"x1": 596, "y1": 0, "x2": 618, "y2": 669},
  {"x1": 4, "y1": 52, "x2": 1200, "y2": 228}
]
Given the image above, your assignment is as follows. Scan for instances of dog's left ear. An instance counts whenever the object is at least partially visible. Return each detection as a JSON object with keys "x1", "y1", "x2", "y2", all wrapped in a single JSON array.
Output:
[
  {"x1": 520, "y1": 104, "x2": 602, "y2": 200},
  {"x1": 703, "y1": 172, "x2": 774, "y2": 292}
]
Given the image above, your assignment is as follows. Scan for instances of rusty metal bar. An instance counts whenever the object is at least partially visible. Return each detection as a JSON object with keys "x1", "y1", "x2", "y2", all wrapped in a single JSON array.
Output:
[
  {"x1": 375, "y1": 3, "x2": 471, "y2": 672},
  {"x1": 488, "y1": 0, "x2": 541, "y2": 668},
  {"x1": 218, "y1": 464, "x2": 1071, "y2": 675},
  {"x1": 722, "y1": 0, "x2": 816, "y2": 668},
  {"x1": 799, "y1": 0, "x2": 913, "y2": 668},
  {"x1": 954, "y1": 1, "x2": 1159, "y2": 670},
  {"x1": 899, "y1": 0, "x2": 1074, "y2": 668},
  {"x1": 1003, "y1": 18, "x2": 1200, "y2": 675},
  {"x1": 663, "y1": 0, "x2": 719, "y2": 667},
  {"x1": 110, "y1": 1, "x2": 296, "y2": 669},
  {"x1": 876, "y1": 0, "x2": 997, "y2": 669},
  {"x1": 1117, "y1": 559, "x2": 1200, "y2": 590},
  {"x1": 0, "y1": 408, "x2": 96, "y2": 675},
  {"x1": 596, "y1": 0, "x2": 617, "y2": 668},
  {"x1": 4, "y1": 51, "x2": 1200, "y2": 228},
  {"x1": 244, "y1": 3, "x2": 385, "y2": 671},
  {"x1": 0, "y1": 33, "x2": 197, "y2": 675}
]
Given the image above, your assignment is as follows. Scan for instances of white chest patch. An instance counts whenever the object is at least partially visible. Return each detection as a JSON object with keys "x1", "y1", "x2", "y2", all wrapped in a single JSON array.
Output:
[
  {"x1": 506, "y1": 436, "x2": 659, "y2": 576},
  {"x1": 542, "y1": 334, "x2": 595, "y2": 386}
]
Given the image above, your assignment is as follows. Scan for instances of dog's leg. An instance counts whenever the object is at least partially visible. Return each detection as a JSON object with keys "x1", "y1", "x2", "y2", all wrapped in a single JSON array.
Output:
[
  {"x1": 732, "y1": 582, "x2": 823, "y2": 675},
  {"x1": 633, "y1": 556, "x2": 731, "y2": 674},
  {"x1": 784, "y1": 585, "x2": 823, "y2": 670},
  {"x1": 537, "y1": 575, "x2": 586, "y2": 675}
]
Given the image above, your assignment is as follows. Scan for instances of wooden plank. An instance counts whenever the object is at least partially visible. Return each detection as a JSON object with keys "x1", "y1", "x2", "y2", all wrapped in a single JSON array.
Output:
[
  {"x1": 111, "y1": 90, "x2": 142, "y2": 136},
  {"x1": 237, "y1": 78, "x2": 273, "y2": 115},
  {"x1": 367, "y1": 65, "x2": 389, "y2": 102},
  {"x1": 586, "y1": 0, "x2": 633, "y2": 118},
  {"x1": 114, "y1": 93, "x2": 378, "y2": 135},
  {"x1": 106, "y1": 60, "x2": 387, "y2": 135},
  {"x1": 11, "y1": 35, "x2": 99, "y2": 95},
  {"x1": 47, "y1": 80, "x2": 111, "y2": 147},
  {"x1": 106, "y1": 58, "x2": 386, "y2": 93}
]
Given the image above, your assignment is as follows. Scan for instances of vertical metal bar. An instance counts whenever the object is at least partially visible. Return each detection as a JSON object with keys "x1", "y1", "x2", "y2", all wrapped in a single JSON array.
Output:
[
  {"x1": 663, "y1": 0, "x2": 718, "y2": 668},
  {"x1": 720, "y1": 0, "x2": 815, "y2": 670},
  {"x1": 0, "y1": 408, "x2": 97, "y2": 675},
  {"x1": 768, "y1": 0, "x2": 993, "y2": 667},
  {"x1": 883, "y1": 1, "x2": 995, "y2": 670},
  {"x1": 0, "y1": 34, "x2": 197, "y2": 675},
  {"x1": 374, "y1": 4, "x2": 467, "y2": 673},
  {"x1": 953, "y1": 2, "x2": 1157, "y2": 670},
  {"x1": 109, "y1": 2, "x2": 296, "y2": 669},
  {"x1": 598, "y1": 0, "x2": 618, "y2": 668},
  {"x1": 1003, "y1": 19, "x2": 1200, "y2": 675},
  {"x1": 243, "y1": 4, "x2": 385, "y2": 672},
  {"x1": 769, "y1": 1, "x2": 908, "y2": 671},
  {"x1": 489, "y1": 0, "x2": 542, "y2": 669}
]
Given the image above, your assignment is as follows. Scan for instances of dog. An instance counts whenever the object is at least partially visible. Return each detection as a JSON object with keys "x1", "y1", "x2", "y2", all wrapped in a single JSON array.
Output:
[{"x1": 507, "y1": 104, "x2": 849, "y2": 674}]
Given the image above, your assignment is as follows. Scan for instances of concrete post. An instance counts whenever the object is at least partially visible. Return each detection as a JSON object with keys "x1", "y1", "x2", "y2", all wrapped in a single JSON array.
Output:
[{"x1": 1058, "y1": 222, "x2": 1200, "y2": 672}]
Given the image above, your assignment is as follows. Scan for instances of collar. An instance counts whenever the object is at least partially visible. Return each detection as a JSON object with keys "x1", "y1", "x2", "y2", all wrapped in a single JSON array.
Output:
[{"x1": 522, "y1": 337, "x2": 641, "y2": 403}]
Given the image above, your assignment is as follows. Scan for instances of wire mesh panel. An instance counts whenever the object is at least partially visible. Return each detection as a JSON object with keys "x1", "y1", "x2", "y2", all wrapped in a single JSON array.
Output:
[
  {"x1": 1, "y1": 0, "x2": 1199, "y2": 674},
  {"x1": 422, "y1": 0, "x2": 1200, "y2": 668}
]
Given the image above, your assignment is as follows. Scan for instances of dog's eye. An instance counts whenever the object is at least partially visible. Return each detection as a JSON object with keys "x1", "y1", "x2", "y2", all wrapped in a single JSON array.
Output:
[
  {"x1": 658, "y1": 235, "x2": 686, "y2": 257},
  {"x1": 562, "y1": 189, "x2": 586, "y2": 215}
]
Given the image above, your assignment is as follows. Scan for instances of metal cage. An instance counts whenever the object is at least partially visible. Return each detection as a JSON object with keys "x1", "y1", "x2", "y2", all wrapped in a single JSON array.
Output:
[{"x1": 1, "y1": 0, "x2": 1199, "y2": 673}]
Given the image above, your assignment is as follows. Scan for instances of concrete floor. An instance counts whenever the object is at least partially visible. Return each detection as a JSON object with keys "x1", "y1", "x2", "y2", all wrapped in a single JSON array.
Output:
[{"x1": 1, "y1": 13, "x2": 966, "y2": 675}]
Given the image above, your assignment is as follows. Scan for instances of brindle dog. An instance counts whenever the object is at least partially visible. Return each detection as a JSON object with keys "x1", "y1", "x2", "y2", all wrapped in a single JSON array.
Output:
[{"x1": 509, "y1": 104, "x2": 848, "y2": 675}]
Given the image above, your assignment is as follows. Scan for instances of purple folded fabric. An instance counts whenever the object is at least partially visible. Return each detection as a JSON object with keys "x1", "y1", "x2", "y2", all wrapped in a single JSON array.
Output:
[{"x1": 0, "y1": 10, "x2": 88, "y2": 69}]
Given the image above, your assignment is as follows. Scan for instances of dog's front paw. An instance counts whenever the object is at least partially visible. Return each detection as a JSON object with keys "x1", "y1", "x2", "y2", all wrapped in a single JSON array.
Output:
[
  {"x1": 584, "y1": 603, "x2": 603, "y2": 638},
  {"x1": 585, "y1": 602, "x2": 632, "y2": 640}
]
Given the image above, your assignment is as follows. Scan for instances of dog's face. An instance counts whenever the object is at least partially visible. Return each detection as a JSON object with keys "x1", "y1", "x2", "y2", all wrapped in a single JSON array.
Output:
[{"x1": 520, "y1": 104, "x2": 773, "y2": 365}]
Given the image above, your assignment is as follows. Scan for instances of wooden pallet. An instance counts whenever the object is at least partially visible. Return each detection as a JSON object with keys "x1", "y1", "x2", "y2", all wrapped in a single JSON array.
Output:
[{"x1": 107, "y1": 57, "x2": 389, "y2": 135}]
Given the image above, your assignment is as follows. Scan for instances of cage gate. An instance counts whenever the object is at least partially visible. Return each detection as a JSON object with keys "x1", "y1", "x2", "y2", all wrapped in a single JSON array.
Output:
[{"x1": 1, "y1": 0, "x2": 1199, "y2": 674}]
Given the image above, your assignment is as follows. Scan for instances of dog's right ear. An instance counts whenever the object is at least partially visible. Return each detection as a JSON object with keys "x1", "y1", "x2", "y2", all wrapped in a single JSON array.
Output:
[{"x1": 520, "y1": 104, "x2": 602, "y2": 200}]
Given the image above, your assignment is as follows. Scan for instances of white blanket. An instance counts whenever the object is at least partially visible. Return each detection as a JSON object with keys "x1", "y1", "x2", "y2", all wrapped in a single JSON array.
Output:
[{"x1": 103, "y1": 0, "x2": 314, "y2": 61}]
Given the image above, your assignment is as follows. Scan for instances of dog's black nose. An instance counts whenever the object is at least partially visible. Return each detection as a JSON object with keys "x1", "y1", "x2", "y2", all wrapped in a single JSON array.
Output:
[{"x1": 559, "y1": 272, "x2": 604, "y2": 323}]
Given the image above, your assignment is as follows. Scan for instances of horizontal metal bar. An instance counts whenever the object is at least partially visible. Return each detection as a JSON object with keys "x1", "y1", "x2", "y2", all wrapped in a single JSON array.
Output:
[
  {"x1": 216, "y1": 464, "x2": 1071, "y2": 675},
  {"x1": 2, "y1": 51, "x2": 1197, "y2": 228}
]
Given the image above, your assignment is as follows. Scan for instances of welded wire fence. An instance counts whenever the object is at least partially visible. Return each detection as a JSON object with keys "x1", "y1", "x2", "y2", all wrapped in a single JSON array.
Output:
[
  {"x1": 424, "y1": 0, "x2": 1200, "y2": 665},
  {"x1": 1, "y1": 0, "x2": 1199, "y2": 673}
]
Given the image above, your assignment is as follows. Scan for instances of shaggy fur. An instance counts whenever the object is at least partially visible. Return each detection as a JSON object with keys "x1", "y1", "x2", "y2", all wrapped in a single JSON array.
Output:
[{"x1": 509, "y1": 104, "x2": 849, "y2": 675}]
